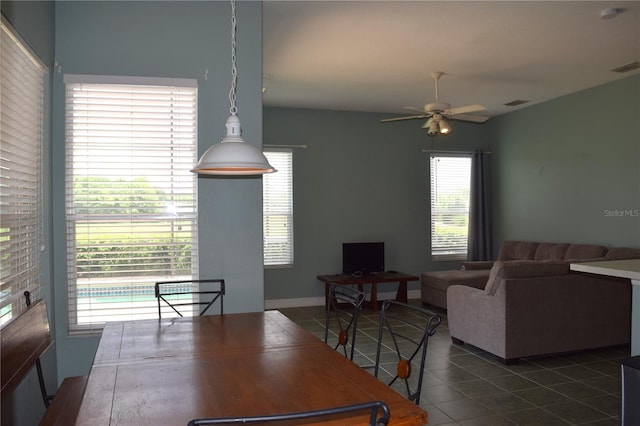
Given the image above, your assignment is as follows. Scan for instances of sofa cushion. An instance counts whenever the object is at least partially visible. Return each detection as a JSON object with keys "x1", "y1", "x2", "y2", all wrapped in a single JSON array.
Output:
[
  {"x1": 534, "y1": 243, "x2": 569, "y2": 260},
  {"x1": 497, "y1": 241, "x2": 539, "y2": 261},
  {"x1": 604, "y1": 247, "x2": 640, "y2": 260},
  {"x1": 421, "y1": 269, "x2": 490, "y2": 292},
  {"x1": 564, "y1": 244, "x2": 607, "y2": 261},
  {"x1": 460, "y1": 261, "x2": 495, "y2": 271},
  {"x1": 485, "y1": 260, "x2": 570, "y2": 296}
]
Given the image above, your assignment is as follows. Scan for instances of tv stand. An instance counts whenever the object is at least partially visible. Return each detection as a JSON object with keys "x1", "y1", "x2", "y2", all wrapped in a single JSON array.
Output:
[{"x1": 317, "y1": 272, "x2": 419, "y2": 311}]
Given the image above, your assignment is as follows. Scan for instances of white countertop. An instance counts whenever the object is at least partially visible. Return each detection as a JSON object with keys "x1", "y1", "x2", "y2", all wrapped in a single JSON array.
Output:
[{"x1": 570, "y1": 258, "x2": 640, "y2": 281}]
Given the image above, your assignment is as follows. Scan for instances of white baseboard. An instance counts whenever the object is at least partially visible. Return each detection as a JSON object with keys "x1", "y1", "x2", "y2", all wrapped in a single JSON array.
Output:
[
  {"x1": 265, "y1": 289, "x2": 421, "y2": 310},
  {"x1": 265, "y1": 296, "x2": 325, "y2": 310}
]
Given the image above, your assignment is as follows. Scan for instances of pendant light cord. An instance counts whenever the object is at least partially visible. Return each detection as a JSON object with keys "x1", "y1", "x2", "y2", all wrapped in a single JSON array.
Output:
[{"x1": 229, "y1": 0, "x2": 238, "y2": 115}]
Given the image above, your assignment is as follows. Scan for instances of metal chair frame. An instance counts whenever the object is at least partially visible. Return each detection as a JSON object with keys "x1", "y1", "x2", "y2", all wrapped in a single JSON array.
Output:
[
  {"x1": 324, "y1": 284, "x2": 366, "y2": 361},
  {"x1": 373, "y1": 300, "x2": 442, "y2": 405},
  {"x1": 155, "y1": 279, "x2": 225, "y2": 318},
  {"x1": 187, "y1": 400, "x2": 390, "y2": 425}
]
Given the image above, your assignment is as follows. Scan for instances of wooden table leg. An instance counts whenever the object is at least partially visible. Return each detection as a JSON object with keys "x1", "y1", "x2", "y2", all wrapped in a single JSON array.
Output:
[
  {"x1": 395, "y1": 281, "x2": 408, "y2": 303},
  {"x1": 370, "y1": 282, "x2": 378, "y2": 311},
  {"x1": 324, "y1": 283, "x2": 330, "y2": 308}
]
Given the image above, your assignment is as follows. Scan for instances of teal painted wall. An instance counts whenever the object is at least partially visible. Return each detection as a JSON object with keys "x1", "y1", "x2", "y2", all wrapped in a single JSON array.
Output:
[
  {"x1": 489, "y1": 75, "x2": 640, "y2": 249},
  {"x1": 1, "y1": 1, "x2": 54, "y2": 65},
  {"x1": 263, "y1": 107, "x2": 491, "y2": 301},
  {"x1": 51, "y1": 1, "x2": 265, "y2": 380},
  {"x1": 264, "y1": 76, "x2": 639, "y2": 303},
  {"x1": 1, "y1": 3, "x2": 56, "y2": 426}
]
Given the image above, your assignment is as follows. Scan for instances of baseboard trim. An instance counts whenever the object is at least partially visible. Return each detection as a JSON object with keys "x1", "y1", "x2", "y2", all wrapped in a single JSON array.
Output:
[
  {"x1": 265, "y1": 296, "x2": 325, "y2": 310},
  {"x1": 265, "y1": 289, "x2": 421, "y2": 310}
]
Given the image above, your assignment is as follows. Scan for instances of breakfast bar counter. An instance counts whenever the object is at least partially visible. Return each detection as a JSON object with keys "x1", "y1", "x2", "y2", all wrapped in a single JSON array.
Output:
[{"x1": 571, "y1": 259, "x2": 640, "y2": 355}]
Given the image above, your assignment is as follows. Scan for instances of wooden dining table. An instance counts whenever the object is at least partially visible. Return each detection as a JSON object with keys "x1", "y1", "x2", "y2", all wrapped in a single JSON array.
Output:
[{"x1": 75, "y1": 311, "x2": 427, "y2": 426}]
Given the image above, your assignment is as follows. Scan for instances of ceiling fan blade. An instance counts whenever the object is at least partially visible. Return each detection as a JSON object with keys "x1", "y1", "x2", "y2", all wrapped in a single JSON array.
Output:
[
  {"x1": 448, "y1": 113, "x2": 490, "y2": 123},
  {"x1": 445, "y1": 104, "x2": 487, "y2": 115},
  {"x1": 381, "y1": 115, "x2": 428, "y2": 123}
]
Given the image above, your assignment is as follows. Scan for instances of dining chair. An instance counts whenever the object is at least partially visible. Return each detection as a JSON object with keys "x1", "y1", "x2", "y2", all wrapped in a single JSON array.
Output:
[
  {"x1": 155, "y1": 279, "x2": 225, "y2": 318},
  {"x1": 187, "y1": 400, "x2": 390, "y2": 425},
  {"x1": 324, "y1": 284, "x2": 366, "y2": 361},
  {"x1": 373, "y1": 300, "x2": 442, "y2": 405},
  {"x1": 22, "y1": 291, "x2": 54, "y2": 408}
]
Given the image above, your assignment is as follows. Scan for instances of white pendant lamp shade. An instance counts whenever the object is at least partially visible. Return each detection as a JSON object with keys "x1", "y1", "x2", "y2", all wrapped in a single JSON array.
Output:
[
  {"x1": 192, "y1": 115, "x2": 275, "y2": 175},
  {"x1": 192, "y1": 0, "x2": 275, "y2": 176}
]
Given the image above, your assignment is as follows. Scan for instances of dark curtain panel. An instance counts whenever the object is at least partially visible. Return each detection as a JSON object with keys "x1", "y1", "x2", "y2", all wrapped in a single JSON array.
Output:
[{"x1": 468, "y1": 150, "x2": 492, "y2": 261}]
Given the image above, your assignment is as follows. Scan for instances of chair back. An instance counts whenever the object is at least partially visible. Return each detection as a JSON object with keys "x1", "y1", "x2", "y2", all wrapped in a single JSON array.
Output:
[
  {"x1": 1, "y1": 293, "x2": 52, "y2": 403},
  {"x1": 187, "y1": 400, "x2": 390, "y2": 425},
  {"x1": 324, "y1": 284, "x2": 366, "y2": 361},
  {"x1": 374, "y1": 300, "x2": 441, "y2": 404},
  {"x1": 155, "y1": 279, "x2": 225, "y2": 318}
]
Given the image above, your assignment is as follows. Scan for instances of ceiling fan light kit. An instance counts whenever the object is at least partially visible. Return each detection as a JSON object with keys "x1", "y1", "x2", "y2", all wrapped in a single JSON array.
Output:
[
  {"x1": 422, "y1": 113, "x2": 451, "y2": 136},
  {"x1": 381, "y1": 71, "x2": 489, "y2": 135}
]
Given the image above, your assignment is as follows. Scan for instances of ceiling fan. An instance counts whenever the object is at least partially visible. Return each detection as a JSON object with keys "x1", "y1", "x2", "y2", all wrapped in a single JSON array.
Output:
[{"x1": 381, "y1": 71, "x2": 489, "y2": 136}]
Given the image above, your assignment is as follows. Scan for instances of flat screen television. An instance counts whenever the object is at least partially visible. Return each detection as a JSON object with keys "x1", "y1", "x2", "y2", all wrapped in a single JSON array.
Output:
[{"x1": 342, "y1": 242, "x2": 385, "y2": 275}]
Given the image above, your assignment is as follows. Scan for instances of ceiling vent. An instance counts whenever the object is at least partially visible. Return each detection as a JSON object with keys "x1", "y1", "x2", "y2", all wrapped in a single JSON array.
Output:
[
  {"x1": 504, "y1": 99, "x2": 529, "y2": 107},
  {"x1": 611, "y1": 61, "x2": 640, "y2": 73}
]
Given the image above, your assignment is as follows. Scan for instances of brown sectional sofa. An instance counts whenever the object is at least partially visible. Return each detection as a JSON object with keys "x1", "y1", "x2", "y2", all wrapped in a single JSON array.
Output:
[
  {"x1": 421, "y1": 240, "x2": 638, "y2": 309},
  {"x1": 421, "y1": 240, "x2": 640, "y2": 363}
]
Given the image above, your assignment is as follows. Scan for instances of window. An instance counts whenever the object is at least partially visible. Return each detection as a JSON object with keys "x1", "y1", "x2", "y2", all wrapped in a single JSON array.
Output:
[
  {"x1": 263, "y1": 150, "x2": 293, "y2": 266},
  {"x1": 65, "y1": 75, "x2": 198, "y2": 332},
  {"x1": 0, "y1": 18, "x2": 46, "y2": 326},
  {"x1": 429, "y1": 154, "x2": 471, "y2": 260}
]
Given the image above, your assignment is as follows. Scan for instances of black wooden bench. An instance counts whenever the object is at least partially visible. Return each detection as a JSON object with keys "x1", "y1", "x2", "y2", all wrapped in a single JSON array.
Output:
[{"x1": 0, "y1": 294, "x2": 87, "y2": 425}]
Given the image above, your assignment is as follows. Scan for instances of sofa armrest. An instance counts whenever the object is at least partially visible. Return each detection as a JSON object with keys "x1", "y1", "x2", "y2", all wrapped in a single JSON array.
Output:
[
  {"x1": 447, "y1": 285, "x2": 507, "y2": 356},
  {"x1": 460, "y1": 261, "x2": 495, "y2": 271}
]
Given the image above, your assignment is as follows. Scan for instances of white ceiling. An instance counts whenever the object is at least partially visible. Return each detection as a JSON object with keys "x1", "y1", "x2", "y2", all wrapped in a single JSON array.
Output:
[{"x1": 262, "y1": 1, "x2": 640, "y2": 120}]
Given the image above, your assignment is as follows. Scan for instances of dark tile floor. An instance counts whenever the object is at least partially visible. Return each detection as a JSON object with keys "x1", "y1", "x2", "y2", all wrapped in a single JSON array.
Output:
[{"x1": 278, "y1": 300, "x2": 629, "y2": 426}]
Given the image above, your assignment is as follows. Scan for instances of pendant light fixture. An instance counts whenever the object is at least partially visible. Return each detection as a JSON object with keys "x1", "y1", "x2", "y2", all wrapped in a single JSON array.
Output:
[{"x1": 192, "y1": 0, "x2": 275, "y2": 175}]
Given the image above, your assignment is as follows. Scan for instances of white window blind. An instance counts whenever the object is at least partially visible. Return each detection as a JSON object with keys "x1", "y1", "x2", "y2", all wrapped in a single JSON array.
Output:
[
  {"x1": 0, "y1": 18, "x2": 46, "y2": 327},
  {"x1": 263, "y1": 150, "x2": 293, "y2": 266},
  {"x1": 430, "y1": 154, "x2": 471, "y2": 260},
  {"x1": 64, "y1": 75, "x2": 198, "y2": 333}
]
